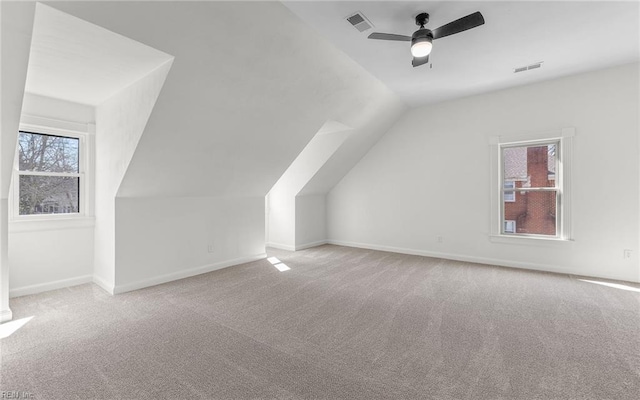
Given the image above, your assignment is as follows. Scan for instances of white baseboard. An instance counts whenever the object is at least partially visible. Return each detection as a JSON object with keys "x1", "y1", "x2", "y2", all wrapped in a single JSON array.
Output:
[
  {"x1": 267, "y1": 241, "x2": 328, "y2": 251},
  {"x1": 113, "y1": 253, "x2": 267, "y2": 294},
  {"x1": 10, "y1": 275, "x2": 93, "y2": 298},
  {"x1": 327, "y1": 239, "x2": 640, "y2": 284},
  {"x1": 92, "y1": 274, "x2": 115, "y2": 295},
  {"x1": 0, "y1": 308, "x2": 13, "y2": 323},
  {"x1": 266, "y1": 242, "x2": 295, "y2": 251},
  {"x1": 295, "y1": 240, "x2": 328, "y2": 251},
  {"x1": 8, "y1": 254, "x2": 269, "y2": 298}
]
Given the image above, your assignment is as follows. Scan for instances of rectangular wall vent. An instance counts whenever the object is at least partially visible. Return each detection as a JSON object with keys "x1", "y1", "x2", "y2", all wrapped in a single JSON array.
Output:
[
  {"x1": 514, "y1": 62, "x2": 543, "y2": 73},
  {"x1": 347, "y1": 12, "x2": 374, "y2": 32}
]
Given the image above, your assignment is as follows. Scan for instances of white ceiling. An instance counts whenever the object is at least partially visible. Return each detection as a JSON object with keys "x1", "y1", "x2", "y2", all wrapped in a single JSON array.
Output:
[
  {"x1": 284, "y1": 1, "x2": 640, "y2": 107},
  {"x1": 25, "y1": 3, "x2": 173, "y2": 106}
]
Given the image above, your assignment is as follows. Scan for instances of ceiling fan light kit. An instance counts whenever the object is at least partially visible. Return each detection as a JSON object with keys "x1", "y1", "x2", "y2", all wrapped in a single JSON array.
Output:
[
  {"x1": 411, "y1": 38, "x2": 432, "y2": 58},
  {"x1": 368, "y1": 10, "x2": 485, "y2": 68},
  {"x1": 411, "y1": 32, "x2": 433, "y2": 58}
]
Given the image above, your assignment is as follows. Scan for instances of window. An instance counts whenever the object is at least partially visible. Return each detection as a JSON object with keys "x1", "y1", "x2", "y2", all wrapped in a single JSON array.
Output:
[
  {"x1": 17, "y1": 131, "x2": 81, "y2": 216},
  {"x1": 503, "y1": 181, "x2": 516, "y2": 202},
  {"x1": 490, "y1": 128, "x2": 573, "y2": 242},
  {"x1": 501, "y1": 141, "x2": 558, "y2": 236}
]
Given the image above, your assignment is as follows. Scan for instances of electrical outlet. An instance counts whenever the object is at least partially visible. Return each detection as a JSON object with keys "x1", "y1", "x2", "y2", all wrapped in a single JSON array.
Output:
[
  {"x1": 436, "y1": 236, "x2": 443, "y2": 243},
  {"x1": 207, "y1": 244, "x2": 215, "y2": 253},
  {"x1": 623, "y1": 249, "x2": 632, "y2": 259}
]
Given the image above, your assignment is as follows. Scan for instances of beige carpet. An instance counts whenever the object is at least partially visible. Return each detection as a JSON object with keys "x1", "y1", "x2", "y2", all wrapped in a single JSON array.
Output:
[{"x1": 1, "y1": 244, "x2": 639, "y2": 399}]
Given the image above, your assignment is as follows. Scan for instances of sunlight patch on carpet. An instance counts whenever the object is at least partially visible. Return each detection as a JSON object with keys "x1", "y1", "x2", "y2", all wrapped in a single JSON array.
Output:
[
  {"x1": 267, "y1": 257, "x2": 290, "y2": 272},
  {"x1": 579, "y1": 279, "x2": 640, "y2": 293},
  {"x1": 0, "y1": 316, "x2": 34, "y2": 339}
]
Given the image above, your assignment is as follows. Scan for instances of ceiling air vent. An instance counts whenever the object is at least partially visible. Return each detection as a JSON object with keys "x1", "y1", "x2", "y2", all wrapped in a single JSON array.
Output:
[
  {"x1": 514, "y1": 62, "x2": 543, "y2": 73},
  {"x1": 346, "y1": 12, "x2": 374, "y2": 32}
]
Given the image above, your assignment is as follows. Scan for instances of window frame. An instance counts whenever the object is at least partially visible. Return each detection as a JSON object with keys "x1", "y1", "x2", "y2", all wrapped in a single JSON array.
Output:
[
  {"x1": 11, "y1": 116, "x2": 94, "y2": 224},
  {"x1": 500, "y1": 139, "x2": 560, "y2": 238},
  {"x1": 489, "y1": 128, "x2": 574, "y2": 244}
]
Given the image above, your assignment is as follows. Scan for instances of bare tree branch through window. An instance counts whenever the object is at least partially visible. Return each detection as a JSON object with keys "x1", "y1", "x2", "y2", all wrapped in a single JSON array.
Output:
[{"x1": 18, "y1": 131, "x2": 80, "y2": 215}]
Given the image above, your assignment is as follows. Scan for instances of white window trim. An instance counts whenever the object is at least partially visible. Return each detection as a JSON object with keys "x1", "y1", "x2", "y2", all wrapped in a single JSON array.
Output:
[
  {"x1": 10, "y1": 115, "x2": 95, "y2": 232},
  {"x1": 489, "y1": 127, "x2": 574, "y2": 245}
]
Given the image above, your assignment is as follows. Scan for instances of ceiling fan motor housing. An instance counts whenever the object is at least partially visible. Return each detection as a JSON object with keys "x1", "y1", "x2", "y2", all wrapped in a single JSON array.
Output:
[{"x1": 411, "y1": 28, "x2": 433, "y2": 46}]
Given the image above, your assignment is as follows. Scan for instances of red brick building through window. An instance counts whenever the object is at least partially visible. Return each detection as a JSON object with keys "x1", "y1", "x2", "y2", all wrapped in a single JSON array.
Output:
[{"x1": 503, "y1": 144, "x2": 557, "y2": 236}]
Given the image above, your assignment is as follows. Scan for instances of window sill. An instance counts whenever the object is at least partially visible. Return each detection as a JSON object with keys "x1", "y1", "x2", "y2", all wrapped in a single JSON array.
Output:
[
  {"x1": 9, "y1": 216, "x2": 95, "y2": 233},
  {"x1": 489, "y1": 234, "x2": 574, "y2": 246}
]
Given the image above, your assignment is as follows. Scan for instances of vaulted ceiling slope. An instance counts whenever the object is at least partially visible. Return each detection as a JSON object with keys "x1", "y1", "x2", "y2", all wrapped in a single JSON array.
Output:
[
  {"x1": 26, "y1": 3, "x2": 173, "y2": 106},
  {"x1": 48, "y1": 1, "x2": 406, "y2": 199},
  {"x1": 0, "y1": 1, "x2": 35, "y2": 197},
  {"x1": 285, "y1": 1, "x2": 640, "y2": 107}
]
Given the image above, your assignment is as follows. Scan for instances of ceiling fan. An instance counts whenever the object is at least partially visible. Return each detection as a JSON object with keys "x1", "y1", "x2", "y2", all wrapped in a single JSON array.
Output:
[{"x1": 368, "y1": 11, "x2": 485, "y2": 67}]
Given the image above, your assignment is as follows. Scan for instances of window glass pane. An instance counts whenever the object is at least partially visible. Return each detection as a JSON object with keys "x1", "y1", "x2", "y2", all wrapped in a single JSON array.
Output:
[
  {"x1": 504, "y1": 192, "x2": 515, "y2": 202},
  {"x1": 504, "y1": 220, "x2": 516, "y2": 233},
  {"x1": 19, "y1": 176, "x2": 79, "y2": 215},
  {"x1": 503, "y1": 144, "x2": 556, "y2": 188},
  {"x1": 504, "y1": 191, "x2": 556, "y2": 236},
  {"x1": 503, "y1": 181, "x2": 515, "y2": 202},
  {"x1": 18, "y1": 132, "x2": 79, "y2": 173}
]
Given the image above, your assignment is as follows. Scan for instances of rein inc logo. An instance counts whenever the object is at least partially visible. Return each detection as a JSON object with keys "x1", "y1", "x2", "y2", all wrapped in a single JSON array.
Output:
[{"x1": 0, "y1": 392, "x2": 33, "y2": 399}]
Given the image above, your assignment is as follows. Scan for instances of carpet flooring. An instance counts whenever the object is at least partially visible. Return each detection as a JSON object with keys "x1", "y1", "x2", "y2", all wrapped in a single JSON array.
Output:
[{"x1": 1, "y1": 244, "x2": 639, "y2": 399}]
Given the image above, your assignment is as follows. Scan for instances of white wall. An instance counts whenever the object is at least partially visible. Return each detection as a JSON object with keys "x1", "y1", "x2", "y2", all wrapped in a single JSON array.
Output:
[
  {"x1": 114, "y1": 196, "x2": 265, "y2": 293},
  {"x1": 21, "y1": 92, "x2": 95, "y2": 123},
  {"x1": 267, "y1": 124, "x2": 351, "y2": 250},
  {"x1": 328, "y1": 63, "x2": 640, "y2": 283},
  {"x1": 0, "y1": 0, "x2": 35, "y2": 321},
  {"x1": 267, "y1": 189, "x2": 295, "y2": 250},
  {"x1": 295, "y1": 194, "x2": 326, "y2": 249},
  {"x1": 8, "y1": 94, "x2": 96, "y2": 297},
  {"x1": 94, "y1": 61, "x2": 172, "y2": 293},
  {"x1": 9, "y1": 223, "x2": 94, "y2": 296}
]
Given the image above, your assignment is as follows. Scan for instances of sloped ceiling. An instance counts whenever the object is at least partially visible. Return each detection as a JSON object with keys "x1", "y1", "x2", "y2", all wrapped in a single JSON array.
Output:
[
  {"x1": 47, "y1": 1, "x2": 406, "y2": 199},
  {"x1": 26, "y1": 3, "x2": 172, "y2": 106},
  {"x1": 285, "y1": 1, "x2": 640, "y2": 107},
  {"x1": 271, "y1": 121, "x2": 353, "y2": 198},
  {"x1": 0, "y1": 1, "x2": 35, "y2": 197}
]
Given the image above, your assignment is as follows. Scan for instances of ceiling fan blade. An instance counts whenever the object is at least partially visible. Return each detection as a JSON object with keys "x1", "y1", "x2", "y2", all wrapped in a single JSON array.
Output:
[
  {"x1": 368, "y1": 32, "x2": 412, "y2": 42},
  {"x1": 412, "y1": 55, "x2": 429, "y2": 68},
  {"x1": 432, "y1": 11, "x2": 484, "y2": 40}
]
